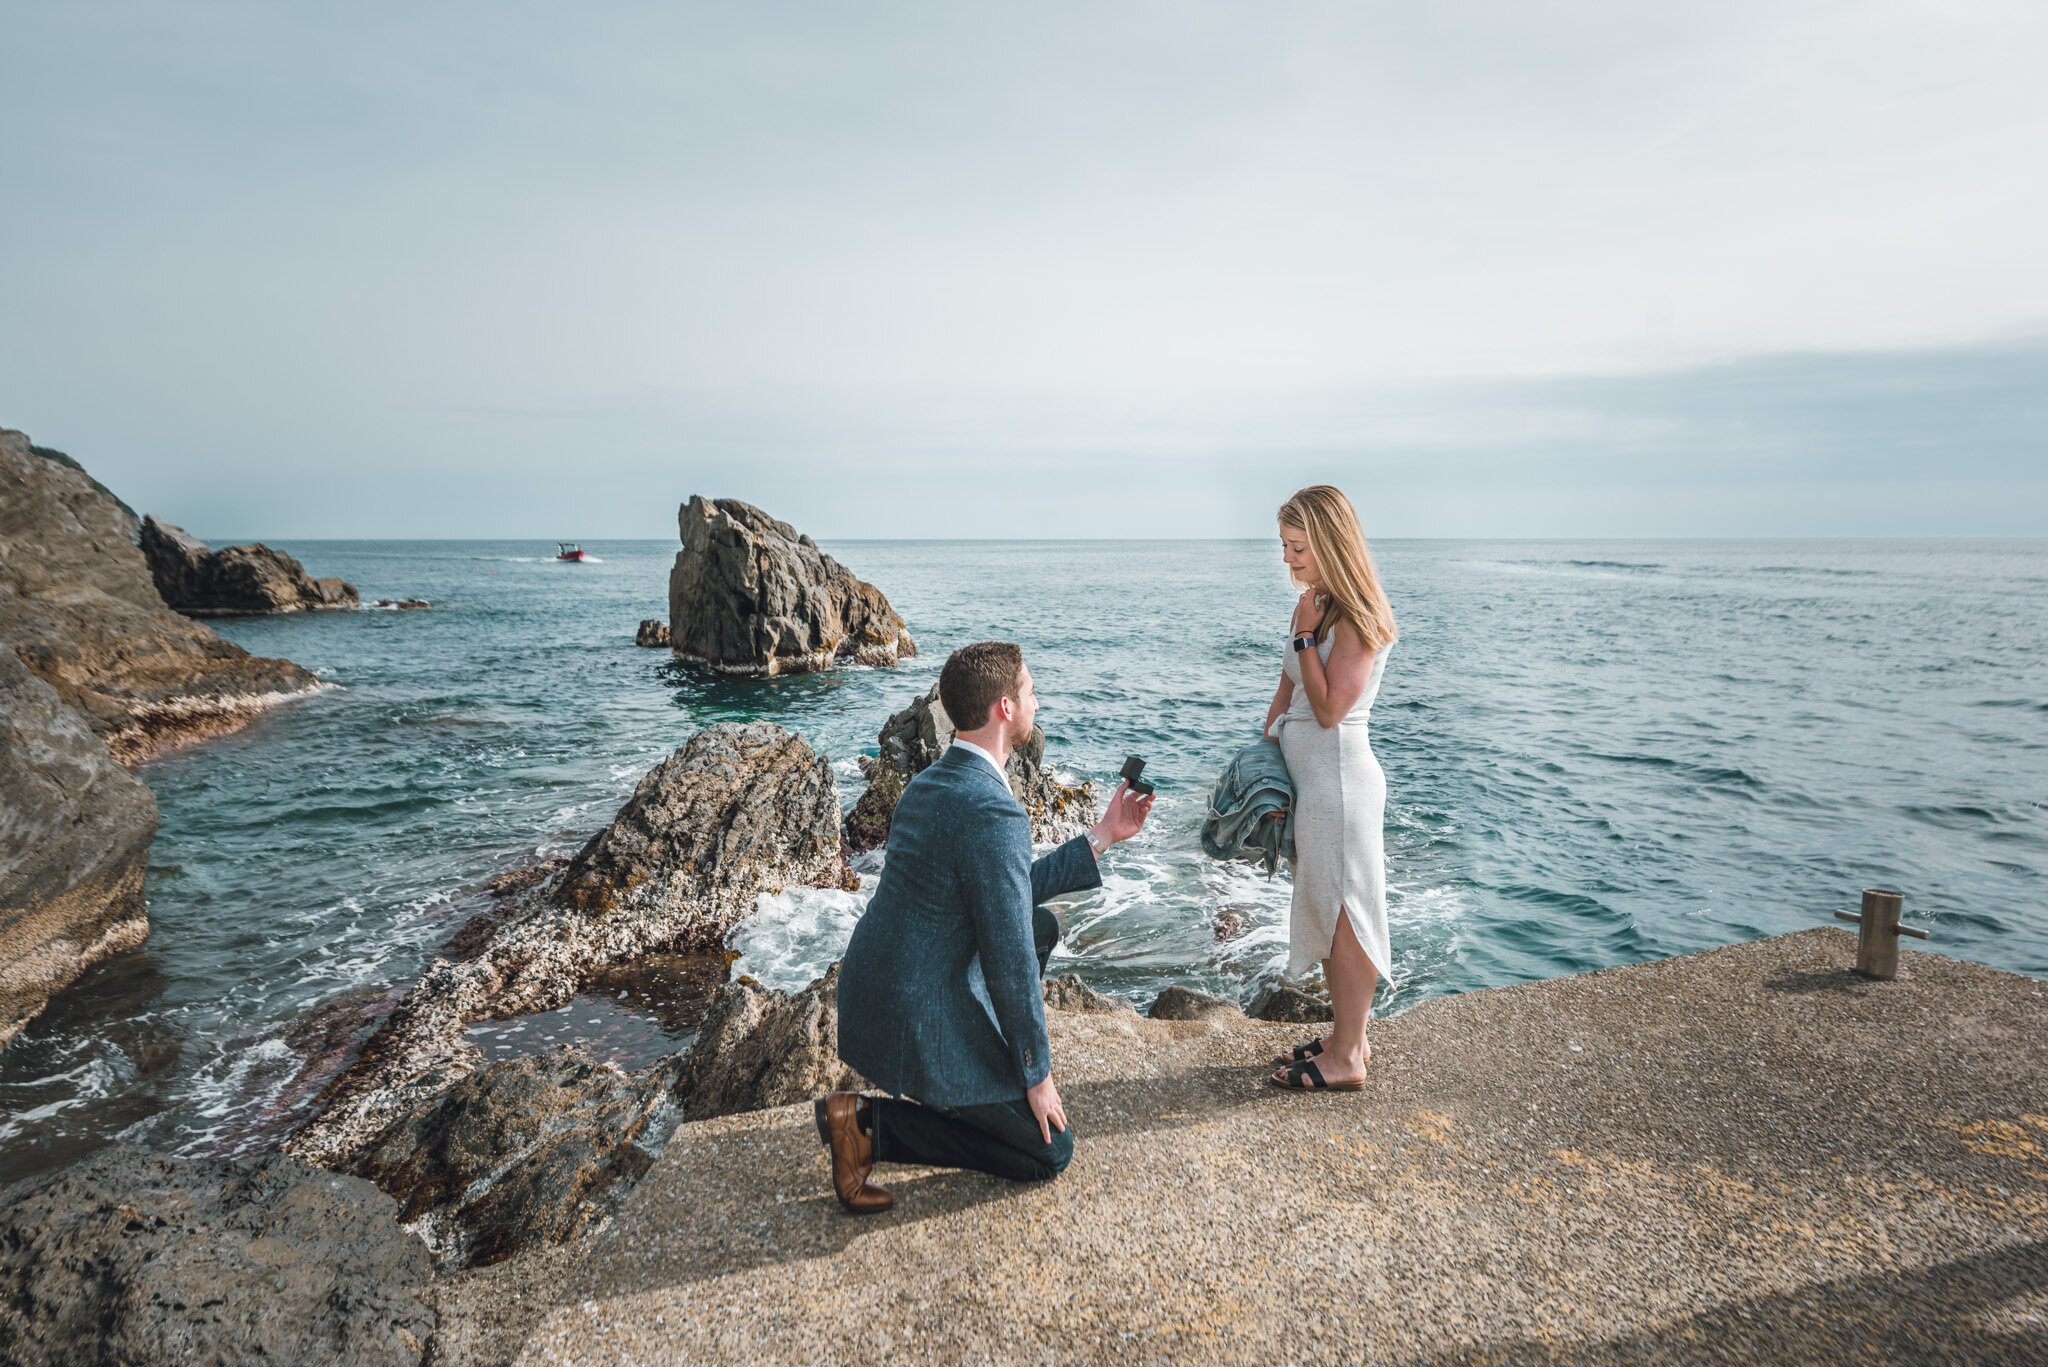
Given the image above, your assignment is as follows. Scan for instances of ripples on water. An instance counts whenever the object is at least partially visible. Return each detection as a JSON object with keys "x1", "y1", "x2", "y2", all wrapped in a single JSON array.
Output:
[{"x1": 2, "y1": 538, "x2": 2043, "y2": 1181}]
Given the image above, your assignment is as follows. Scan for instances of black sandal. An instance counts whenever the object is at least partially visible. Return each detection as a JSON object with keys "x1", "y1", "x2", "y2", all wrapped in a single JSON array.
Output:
[
  {"x1": 1272, "y1": 1038, "x2": 1325, "y2": 1065},
  {"x1": 1269, "y1": 1059, "x2": 1364, "y2": 1092}
]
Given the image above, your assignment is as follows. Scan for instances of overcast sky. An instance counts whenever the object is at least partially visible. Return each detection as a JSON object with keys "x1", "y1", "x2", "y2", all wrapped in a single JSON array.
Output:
[{"x1": 3, "y1": 1, "x2": 2043, "y2": 537}]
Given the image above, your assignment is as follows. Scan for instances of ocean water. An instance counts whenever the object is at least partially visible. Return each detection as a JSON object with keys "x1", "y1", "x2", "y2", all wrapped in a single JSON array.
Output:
[{"x1": 2, "y1": 538, "x2": 2044, "y2": 1181}]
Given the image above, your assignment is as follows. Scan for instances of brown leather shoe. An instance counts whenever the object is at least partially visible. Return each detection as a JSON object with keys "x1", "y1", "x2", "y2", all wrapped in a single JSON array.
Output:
[{"x1": 815, "y1": 1093, "x2": 892, "y2": 1214}]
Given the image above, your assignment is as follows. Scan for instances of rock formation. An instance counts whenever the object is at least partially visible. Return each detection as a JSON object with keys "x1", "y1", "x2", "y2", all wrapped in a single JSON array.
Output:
[
  {"x1": 287, "y1": 722, "x2": 842, "y2": 1171},
  {"x1": 1146, "y1": 984, "x2": 1245, "y2": 1022},
  {"x1": 672, "y1": 965, "x2": 866, "y2": 1122},
  {"x1": 342, "y1": 1049, "x2": 685, "y2": 1272},
  {"x1": 0, "y1": 1145, "x2": 434, "y2": 1366},
  {"x1": 0, "y1": 652, "x2": 159, "y2": 1048},
  {"x1": 843, "y1": 682, "x2": 1099, "y2": 850},
  {"x1": 1248, "y1": 979, "x2": 1334, "y2": 1023},
  {"x1": 1042, "y1": 973, "x2": 1138, "y2": 1015},
  {"x1": 634, "y1": 619, "x2": 670, "y2": 647},
  {"x1": 666, "y1": 496, "x2": 915, "y2": 676},
  {"x1": 140, "y1": 514, "x2": 358, "y2": 615},
  {"x1": 0, "y1": 429, "x2": 321, "y2": 764}
]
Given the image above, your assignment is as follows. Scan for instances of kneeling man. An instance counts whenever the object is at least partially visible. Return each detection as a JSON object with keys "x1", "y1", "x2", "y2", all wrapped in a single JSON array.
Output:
[{"x1": 820, "y1": 641, "x2": 1153, "y2": 1211}]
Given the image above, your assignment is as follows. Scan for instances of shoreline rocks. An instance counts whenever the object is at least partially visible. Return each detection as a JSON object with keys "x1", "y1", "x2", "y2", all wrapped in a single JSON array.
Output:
[
  {"x1": 286, "y1": 722, "x2": 843, "y2": 1174},
  {"x1": 634, "y1": 619, "x2": 669, "y2": 647},
  {"x1": 341, "y1": 1049, "x2": 685, "y2": 1273},
  {"x1": 665, "y1": 496, "x2": 915, "y2": 676},
  {"x1": 844, "y1": 682, "x2": 1099, "y2": 850},
  {"x1": 0, "y1": 652, "x2": 159, "y2": 1048},
  {"x1": 0, "y1": 1145, "x2": 434, "y2": 1366},
  {"x1": 140, "y1": 514, "x2": 358, "y2": 615},
  {"x1": 1, "y1": 429, "x2": 323, "y2": 765}
]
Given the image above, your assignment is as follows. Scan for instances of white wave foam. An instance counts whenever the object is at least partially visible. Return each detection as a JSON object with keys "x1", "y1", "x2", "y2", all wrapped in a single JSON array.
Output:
[{"x1": 728, "y1": 877, "x2": 878, "y2": 993}]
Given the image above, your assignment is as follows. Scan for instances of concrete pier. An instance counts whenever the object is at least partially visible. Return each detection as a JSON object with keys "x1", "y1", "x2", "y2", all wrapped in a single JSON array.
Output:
[{"x1": 438, "y1": 928, "x2": 2048, "y2": 1365}]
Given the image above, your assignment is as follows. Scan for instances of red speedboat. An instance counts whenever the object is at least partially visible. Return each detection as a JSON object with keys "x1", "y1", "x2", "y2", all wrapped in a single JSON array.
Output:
[{"x1": 556, "y1": 542, "x2": 589, "y2": 562}]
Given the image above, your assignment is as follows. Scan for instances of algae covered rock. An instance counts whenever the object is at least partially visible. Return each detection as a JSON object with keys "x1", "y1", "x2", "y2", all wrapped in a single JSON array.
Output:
[
  {"x1": 666, "y1": 496, "x2": 914, "y2": 676},
  {"x1": 0, "y1": 1145, "x2": 433, "y2": 1366}
]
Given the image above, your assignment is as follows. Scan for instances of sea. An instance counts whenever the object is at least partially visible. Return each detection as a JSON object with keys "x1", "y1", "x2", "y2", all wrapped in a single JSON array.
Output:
[{"x1": 2, "y1": 538, "x2": 2043, "y2": 1182}]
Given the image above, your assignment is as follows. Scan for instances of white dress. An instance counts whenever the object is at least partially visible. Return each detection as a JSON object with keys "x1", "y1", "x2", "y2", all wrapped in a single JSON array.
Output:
[{"x1": 1270, "y1": 634, "x2": 1392, "y2": 982}]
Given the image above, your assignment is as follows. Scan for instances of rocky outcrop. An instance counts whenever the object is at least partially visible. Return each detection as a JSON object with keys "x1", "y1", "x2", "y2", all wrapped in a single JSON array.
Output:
[
  {"x1": 140, "y1": 514, "x2": 358, "y2": 615},
  {"x1": 666, "y1": 496, "x2": 915, "y2": 676},
  {"x1": 1147, "y1": 984, "x2": 1245, "y2": 1022},
  {"x1": 553, "y1": 721, "x2": 842, "y2": 936},
  {"x1": 0, "y1": 1145, "x2": 434, "y2": 1366},
  {"x1": 672, "y1": 965, "x2": 866, "y2": 1123},
  {"x1": 635, "y1": 619, "x2": 670, "y2": 647},
  {"x1": 844, "y1": 682, "x2": 1099, "y2": 850},
  {"x1": 1248, "y1": 980, "x2": 1334, "y2": 1023},
  {"x1": 288, "y1": 722, "x2": 842, "y2": 1170},
  {"x1": 343, "y1": 1049, "x2": 684, "y2": 1272},
  {"x1": 1043, "y1": 974, "x2": 1137, "y2": 1015},
  {"x1": 0, "y1": 652, "x2": 158, "y2": 1048},
  {"x1": 0, "y1": 430, "x2": 321, "y2": 763}
]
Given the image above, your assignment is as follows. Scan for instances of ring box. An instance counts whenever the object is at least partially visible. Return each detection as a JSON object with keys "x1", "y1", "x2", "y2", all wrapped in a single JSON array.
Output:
[{"x1": 1119, "y1": 755, "x2": 1156, "y2": 797}]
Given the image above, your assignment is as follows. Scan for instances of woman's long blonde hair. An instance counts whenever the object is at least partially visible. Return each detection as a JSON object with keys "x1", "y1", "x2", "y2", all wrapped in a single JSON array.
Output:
[{"x1": 1278, "y1": 485, "x2": 1398, "y2": 651}]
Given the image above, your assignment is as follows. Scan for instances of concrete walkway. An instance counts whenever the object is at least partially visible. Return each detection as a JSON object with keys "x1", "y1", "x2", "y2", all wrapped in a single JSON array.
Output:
[{"x1": 446, "y1": 929, "x2": 2047, "y2": 1365}]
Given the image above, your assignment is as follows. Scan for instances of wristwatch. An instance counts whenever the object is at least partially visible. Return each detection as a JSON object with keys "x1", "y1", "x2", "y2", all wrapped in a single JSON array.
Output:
[{"x1": 1293, "y1": 632, "x2": 1318, "y2": 653}]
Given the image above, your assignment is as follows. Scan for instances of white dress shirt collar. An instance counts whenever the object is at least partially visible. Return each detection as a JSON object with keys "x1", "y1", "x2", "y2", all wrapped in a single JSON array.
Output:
[{"x1": 949, "y1": 737, "x2": 1007, "y2": 782}]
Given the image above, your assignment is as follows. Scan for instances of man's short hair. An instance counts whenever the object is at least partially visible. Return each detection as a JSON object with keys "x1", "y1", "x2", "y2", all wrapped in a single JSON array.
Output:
[{"x1": 939, "y1": 641, "x2": 1024, "y2": 732}]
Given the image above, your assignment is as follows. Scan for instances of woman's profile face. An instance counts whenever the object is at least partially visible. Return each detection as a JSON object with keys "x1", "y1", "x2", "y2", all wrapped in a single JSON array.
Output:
[{"x1": 1280, "y1": 525, "x2": 1320, "y2": 589}]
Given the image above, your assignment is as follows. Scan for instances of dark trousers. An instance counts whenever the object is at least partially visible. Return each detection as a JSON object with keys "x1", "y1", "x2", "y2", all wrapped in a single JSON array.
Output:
[{"x1": 864, "y1": 903, "x2": 1071, "y2": 1183}]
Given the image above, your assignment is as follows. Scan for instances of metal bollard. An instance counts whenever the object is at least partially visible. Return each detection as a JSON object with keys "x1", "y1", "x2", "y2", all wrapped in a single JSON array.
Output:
[{"x1": 1832, "y1": 888, "x2": 1930, "y2": 980}]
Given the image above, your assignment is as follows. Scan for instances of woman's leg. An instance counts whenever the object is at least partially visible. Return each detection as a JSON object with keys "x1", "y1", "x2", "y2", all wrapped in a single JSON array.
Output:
[{"x1": 1309, "y1": 908, "x2": 1376, "y2": 1083}]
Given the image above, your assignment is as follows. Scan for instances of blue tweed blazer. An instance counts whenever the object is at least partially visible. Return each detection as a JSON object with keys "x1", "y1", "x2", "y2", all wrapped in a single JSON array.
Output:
[{"x1": 837, "y1": 746, "x2": 1101, "y2": 1107}]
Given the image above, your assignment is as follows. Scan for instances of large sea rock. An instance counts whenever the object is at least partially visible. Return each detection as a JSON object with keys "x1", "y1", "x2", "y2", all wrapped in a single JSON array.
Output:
[
  {"x1": 0, "y1": 1145, "x2": 435, "y2": 1366},
  {"x1": 0, "y1": 429, "x2": 321, "y2": 763},
  {"x1": 843, "y1": 682, "x2": 1099, "y2": 850},
  {"x1": 141, "y1": 514, "x2": 358, "y2": 615},
  {"x1": 288, "y1": 721, "x2": 844, "y2": 1171},
  {"x1": 666, "y1": 496, "x2": 915, "y2": 676},
  {"x1": 0, "y1": 652, "x2": 159, "y2": 1048},
  {"x1": 672, "y1": 964, "x2": 866, "y2": 1122}
]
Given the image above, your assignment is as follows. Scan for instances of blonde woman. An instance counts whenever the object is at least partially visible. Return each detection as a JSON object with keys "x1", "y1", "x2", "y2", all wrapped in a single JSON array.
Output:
[{"x1": 1263, "y1": 485, "x2": 1398, "y2": 1090}]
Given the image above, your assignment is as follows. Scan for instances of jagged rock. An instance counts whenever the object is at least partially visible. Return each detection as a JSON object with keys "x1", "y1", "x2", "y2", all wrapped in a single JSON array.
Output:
[
  {"x1": 0, "y1": 1145, "x2": 434, "y2": 1367},
  {"x1": 140, "y1": 514, "x2": 358, "y2": 615},
  {"x1": 1043, "y1": 974, "x2": 1137, "y2": 1015},
  {"x1": 674, "y1": 965, "x2": 865, "y2": 1122},
  {"x1": 635, "y1": 618, "x2": 670, "y2": 647},
  {"x1": 1147, "y1": 985, "x2": 1245, "y2": 1022},
  {"x1": 372, "y1": 598, "x2": 430, "y2": 610},
  {"x1": 1248, "y1": 980, "x2": 1334, "y2": 1024},
  {"x1": 553, "y1": 721, "x2": 841, "y2": 937},
  {"x1": 0, "y1": 652, "x2": 158, "y2": 1048},
  {"x1": 0, "y1": 430, "x2": 320, "y2": 763},
  {"x1": 844, "y1": 682, "x2": 1099, "y2": 851},
  {"x1": 666, "y1": 496, "x2": 915, "y2": 676},
  {"x1": 343, "y1": 1049, "x2": 684, "y2": 1272},
  {"x1": 287, "y1": 722, "x2": 841, "y2": 1170}
]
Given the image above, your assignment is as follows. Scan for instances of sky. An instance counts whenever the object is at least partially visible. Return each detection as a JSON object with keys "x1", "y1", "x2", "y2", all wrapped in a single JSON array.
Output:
[{"x1": 2, "y1": 1, "x2": 2044, "y2": 538}]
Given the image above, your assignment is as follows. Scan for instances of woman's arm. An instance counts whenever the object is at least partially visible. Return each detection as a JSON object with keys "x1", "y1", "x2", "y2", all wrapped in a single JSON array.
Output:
[
  {"x1": 1263, "y1": 675, "x2": 1294, "y2": 737},
  {"x1": 1292, "y1": 594, "x2": 1373, "y2": 728}
]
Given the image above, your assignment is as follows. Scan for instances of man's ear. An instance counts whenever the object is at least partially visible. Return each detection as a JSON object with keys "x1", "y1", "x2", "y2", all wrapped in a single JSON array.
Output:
[{"x1": 994, "y1": 695, "x2": 1016, "y2": 722}]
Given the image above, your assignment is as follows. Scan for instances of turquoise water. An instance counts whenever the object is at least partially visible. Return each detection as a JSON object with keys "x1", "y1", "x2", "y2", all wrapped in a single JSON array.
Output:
[{"x1": 2, "y1": 538, "x2": 2044, "y2": 1181}]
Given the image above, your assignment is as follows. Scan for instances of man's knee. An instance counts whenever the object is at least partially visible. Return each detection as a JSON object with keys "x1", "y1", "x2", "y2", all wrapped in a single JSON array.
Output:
[{"x1": 1041, "y1": 1127, "x2": 1074, "y2": 1178}]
